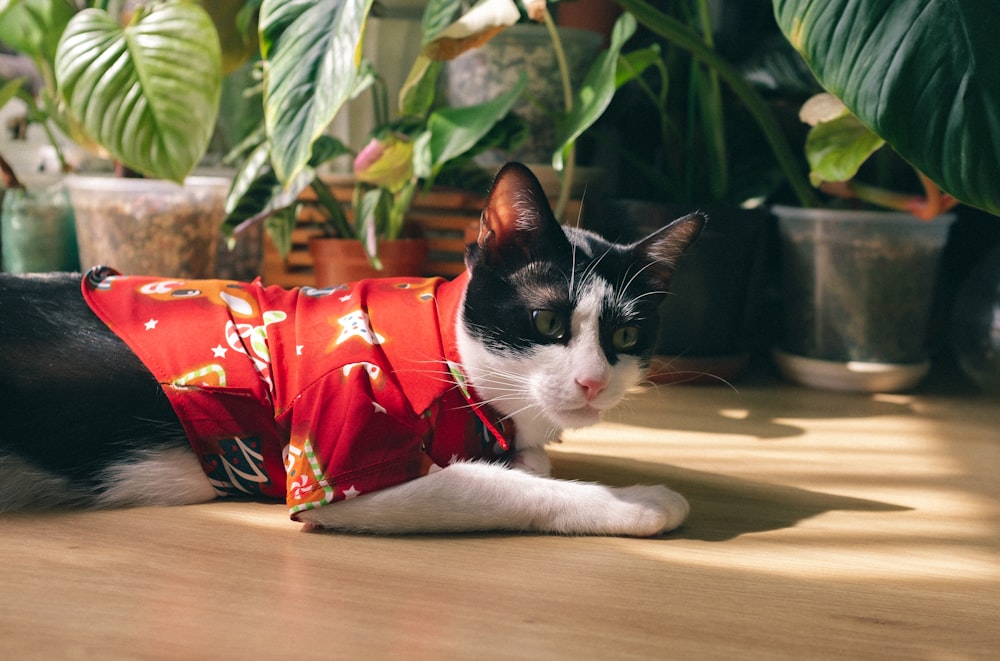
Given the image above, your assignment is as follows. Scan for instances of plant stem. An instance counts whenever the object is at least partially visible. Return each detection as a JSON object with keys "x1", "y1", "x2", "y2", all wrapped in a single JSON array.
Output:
[
  {"x1": 540, "y1": 6, "x2": 576, "y2": 223},
  {"x1": 616, "y1": 0, "x2": 819, "y2": 208},
  {"x1": 823, "y1": 174, "x2": 959, "y2": 221},
  {"x1": 372, "y1": 75, "x2": 389, "y2": 129},
  {"x1": 693, "y1": 0, "x2": 727, "y2": 200},
  {"x1": 388, "y1": 179, "x2": 418, "y2": 240},
  {"x1": 917, "y1": 170, "x2": 959, "y2": 217},
  {"x1": 310, "y1": 179, "x2": 355, "y2": 238}
]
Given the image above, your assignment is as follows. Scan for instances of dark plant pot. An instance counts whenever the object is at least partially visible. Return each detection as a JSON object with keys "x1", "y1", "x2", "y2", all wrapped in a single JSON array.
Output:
[
  {"x1": 1, "y1": 186, "x2": 79, "y2": 273},
  {"x1": 309, "y1": 237, "x2": 429, "y2": 288},
  {"x1": 773, "y1": 205, "x2": 955, "y2": 392},
  {"x1": 588, "y1": 200, "x2": 771, "y2": 384},
  {"x1": 950, "y1": 243, "x2": 1000, "y2": 394},
  {"x1": 67, "y1": 175, "x2": 228, "y2": 278}
]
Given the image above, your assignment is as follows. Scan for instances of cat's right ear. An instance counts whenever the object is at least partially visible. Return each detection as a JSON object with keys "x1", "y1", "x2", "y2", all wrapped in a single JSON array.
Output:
[
  {"x1": 471, "y1": 162, "x2": 568, "y2": 265},
  {"x1": 634, "y1": 213, "x2": 706, "y2": 286}
]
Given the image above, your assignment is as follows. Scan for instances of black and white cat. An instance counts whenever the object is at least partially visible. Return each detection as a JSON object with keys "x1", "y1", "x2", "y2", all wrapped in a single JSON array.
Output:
[{"x1": 0, "y1": 162, "x2": 703, "y2": 536}]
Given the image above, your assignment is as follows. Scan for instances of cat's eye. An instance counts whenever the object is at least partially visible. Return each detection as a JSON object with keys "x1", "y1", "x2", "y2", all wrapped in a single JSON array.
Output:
[
  {"x1": 612, "y1": 326, "x2": 641, "y2": 351},
  {"x1": 532, "y1": 310, "x2": 567, "y2": 340}
]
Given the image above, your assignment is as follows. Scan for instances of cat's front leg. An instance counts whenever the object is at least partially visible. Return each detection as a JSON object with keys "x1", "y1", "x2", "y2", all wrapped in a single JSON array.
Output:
[
  {"x1": 297, "y1": 461, "x2": 689, "y2": 537},
  {"x1": 512, "y1": 445, "x2": 551, "y2": 476}
]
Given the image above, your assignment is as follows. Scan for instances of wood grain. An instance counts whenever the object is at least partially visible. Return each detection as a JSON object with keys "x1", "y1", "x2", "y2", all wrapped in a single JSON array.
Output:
[{"x1": 2, "y1": 375, "x2": 996, "y2": 659}]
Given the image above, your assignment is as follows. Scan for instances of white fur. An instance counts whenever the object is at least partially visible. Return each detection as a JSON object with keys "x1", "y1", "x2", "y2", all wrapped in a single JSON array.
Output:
[
  {"x1": 95, "y1": 446, "x2": 217, "y2": 508},
  {"x1": 298, "y1": 460, "x2": 688, "y2": 536},
  {"x1": 0, "y1": 447, "x2": 216, "y2": 511}
]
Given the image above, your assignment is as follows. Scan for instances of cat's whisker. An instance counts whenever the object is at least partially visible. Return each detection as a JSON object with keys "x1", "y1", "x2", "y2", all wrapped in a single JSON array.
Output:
[
  {"x1": 568, "y1": 236, "x2": 578, "y2": 299},
  {"x1": 639, "y1": 367, "x2": 740, "y2": 392},
  {"x1": 583, "y1": 243, "x2": 616, "y2": 285},
  {"x1": 618, "y1": 259, "x2": 663, "y2": 300}
]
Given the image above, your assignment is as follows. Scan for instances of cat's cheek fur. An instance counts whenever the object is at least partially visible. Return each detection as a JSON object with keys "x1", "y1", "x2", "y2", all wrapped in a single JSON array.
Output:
[{"x1": 454, "y1": 332, "x2": 646, "y2": 437}]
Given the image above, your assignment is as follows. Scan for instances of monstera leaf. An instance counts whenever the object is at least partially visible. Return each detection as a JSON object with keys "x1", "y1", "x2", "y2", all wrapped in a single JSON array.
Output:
[
  {"x1": 773, "y1": 0, "x2": 1000, "y2": 216},
  {"x1": 54, "y1": 2, "x2": 222, "y2": 182}
]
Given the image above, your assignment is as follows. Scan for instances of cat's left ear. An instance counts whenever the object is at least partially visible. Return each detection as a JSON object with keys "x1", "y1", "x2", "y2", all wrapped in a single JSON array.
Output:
[
  {"x1": 633, "y1": 213, "x2": 706, "y2": 286},
  {"x1": 472, "y1": 162, "x2": 569, "y2": 264}
]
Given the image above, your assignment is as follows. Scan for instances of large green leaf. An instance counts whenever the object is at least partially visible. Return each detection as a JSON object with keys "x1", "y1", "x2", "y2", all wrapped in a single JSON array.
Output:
[
  {"x1": 422, "y1": 72, "x2": 526, "y2": 180},
  {"x1": 54, "y1": 3, "x2": 222, "y2": 182},
  {"x1": 552, "y1": 12, "x2": 637, "y2": 171},
  {"x1": 259, "y1": 0, "x2": 373, "y2": 185},
  {"x1": 420, "y1": 0, "x2": 461, "y2": 46},
  {"x1": 774, "y1": 0, "x2": 1000, "y2": 216},
  {"x1": 805, "y1": 112, "x2": 885, "y2": 187}
]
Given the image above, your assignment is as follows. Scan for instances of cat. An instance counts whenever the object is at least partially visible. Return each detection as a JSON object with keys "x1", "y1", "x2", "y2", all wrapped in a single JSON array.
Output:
[{"x1": 0, "y1": 162, "x2": 703, "y2": 536}]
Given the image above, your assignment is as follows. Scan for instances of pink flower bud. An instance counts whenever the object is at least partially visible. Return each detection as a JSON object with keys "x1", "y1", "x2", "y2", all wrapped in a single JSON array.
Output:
[{"x1": 353, "y1": 134, "x2": 414, "y2": 193}]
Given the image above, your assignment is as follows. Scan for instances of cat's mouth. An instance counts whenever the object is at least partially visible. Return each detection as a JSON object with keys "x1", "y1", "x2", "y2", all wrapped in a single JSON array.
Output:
[{"x1": 554, "y1": 403, "x2": 603, "y2": 428}]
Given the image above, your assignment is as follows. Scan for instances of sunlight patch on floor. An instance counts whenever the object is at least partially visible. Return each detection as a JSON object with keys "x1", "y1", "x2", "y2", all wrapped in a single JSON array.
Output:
[{"x1": 195, "y1": 501, "x2": 291, "y2": 529}]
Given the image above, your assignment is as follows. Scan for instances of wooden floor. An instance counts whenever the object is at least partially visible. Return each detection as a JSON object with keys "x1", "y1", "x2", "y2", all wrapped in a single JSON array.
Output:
[{"x1": 1, "y1": 369, "x2": 997, "y2": 660}]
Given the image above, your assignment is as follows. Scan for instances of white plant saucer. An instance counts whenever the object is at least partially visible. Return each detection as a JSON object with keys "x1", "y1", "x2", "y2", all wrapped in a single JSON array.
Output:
[{"x1": 773, "y1": 349, "x2": 930, "y2": 393}]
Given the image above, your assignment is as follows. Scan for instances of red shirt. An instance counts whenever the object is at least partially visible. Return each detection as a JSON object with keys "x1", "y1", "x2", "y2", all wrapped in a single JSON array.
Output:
[{"x1": 82, "y1": 267, "x2": 514, "y2": 519}]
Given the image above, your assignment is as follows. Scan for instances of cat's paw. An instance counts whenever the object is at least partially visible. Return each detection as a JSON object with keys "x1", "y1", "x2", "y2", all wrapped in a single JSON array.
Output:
[{"x1": 614, "y1": 485, "x2": 689, "y2": 537}]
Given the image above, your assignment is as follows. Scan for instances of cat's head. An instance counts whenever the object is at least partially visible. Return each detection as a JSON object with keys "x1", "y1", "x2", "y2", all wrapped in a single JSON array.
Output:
[{"x1": 457, "y1": 162, "x2": 704, "y2": 433}]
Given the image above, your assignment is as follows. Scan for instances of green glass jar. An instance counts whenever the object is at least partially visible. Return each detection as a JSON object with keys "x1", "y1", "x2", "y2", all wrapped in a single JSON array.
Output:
[{"x1": 1, "y1": 187, "x2": 79, "y2": 273}]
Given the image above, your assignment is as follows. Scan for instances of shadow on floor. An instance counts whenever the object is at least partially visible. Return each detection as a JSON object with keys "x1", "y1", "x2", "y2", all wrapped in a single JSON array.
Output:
[
  {"x1": 551, "y1": 451, "x2": 910, "y2": 542},
  {"x1": 606, "y1": 381, "x2": 925, "y2": 441}
]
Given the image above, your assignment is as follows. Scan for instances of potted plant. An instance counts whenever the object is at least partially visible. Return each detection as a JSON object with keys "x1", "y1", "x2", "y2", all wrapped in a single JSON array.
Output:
[
  {"x1": 770, "y1": 96, "x2": 958, "y2": 391},
  {"x1": 586, "y1": 0, "x2": 815, "y2": 383},
  {"x1": 767, "y1": 0, "x2": 999, "y2": 391},
  {"x1": 0, "y1": 0, "x2": 253, "y2": 277},
  {"x1": 224, "y1": 0, "x2": 649, "y2": 285},
  {"x1": 220, "y1": 0, "x2": 531, "y2": 286}
]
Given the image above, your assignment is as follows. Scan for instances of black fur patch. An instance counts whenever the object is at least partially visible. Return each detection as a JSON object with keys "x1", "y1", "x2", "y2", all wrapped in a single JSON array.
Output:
[{"x1": 0, "y1": 273, "x2": 188, "y2": 492}]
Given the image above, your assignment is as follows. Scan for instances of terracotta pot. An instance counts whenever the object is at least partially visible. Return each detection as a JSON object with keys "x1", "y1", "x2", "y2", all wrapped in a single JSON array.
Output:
[{"x1": 309, "y1": 237, "x2": 428, "y2": 288}]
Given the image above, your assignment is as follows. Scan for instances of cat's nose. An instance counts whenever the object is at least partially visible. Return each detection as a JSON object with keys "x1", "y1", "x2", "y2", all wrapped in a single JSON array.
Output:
[{"x1": 576, "y1": 377, "x2": 608, "y2": 401}]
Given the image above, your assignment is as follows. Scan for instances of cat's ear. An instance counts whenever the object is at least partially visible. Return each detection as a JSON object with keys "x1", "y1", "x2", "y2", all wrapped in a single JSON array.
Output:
[
  {"x1": 473, "y1": 162, "x2": 569, "y2": 263},
  {"x1": 633, "y1": 213, "x2": 706, "y2": 286}
]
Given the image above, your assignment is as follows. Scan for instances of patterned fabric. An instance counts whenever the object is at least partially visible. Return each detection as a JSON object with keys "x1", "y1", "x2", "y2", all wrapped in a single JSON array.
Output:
[{"x1": 82, "y1": 267, "x2": 514, "y2": 519}]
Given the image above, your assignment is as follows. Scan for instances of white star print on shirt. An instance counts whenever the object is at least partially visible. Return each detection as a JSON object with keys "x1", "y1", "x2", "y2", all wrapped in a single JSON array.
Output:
[{"x1": 335, "y1": 310, "x2": 385, "y2": 346}]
